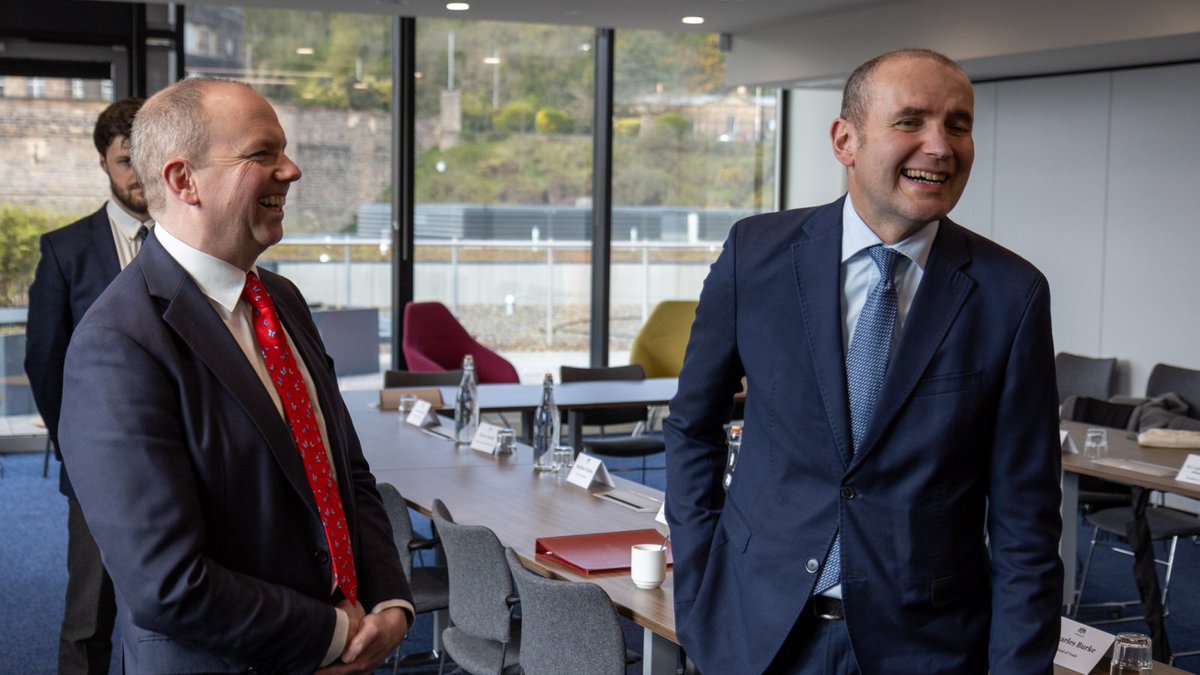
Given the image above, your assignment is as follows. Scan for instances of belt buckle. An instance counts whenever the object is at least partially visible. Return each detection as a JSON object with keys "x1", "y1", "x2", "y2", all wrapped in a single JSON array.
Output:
[{"x1": 814, "y1": 597, "x2": 844, "y2": 620}]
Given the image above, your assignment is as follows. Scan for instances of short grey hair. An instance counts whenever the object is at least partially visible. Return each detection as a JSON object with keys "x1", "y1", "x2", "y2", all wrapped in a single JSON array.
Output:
[
  {"x1": 840, "y1": 49, "x2": 967, "y2": 128},
  {"x1": 130, "y1": 77, "x2": 255, "y2": 214}
]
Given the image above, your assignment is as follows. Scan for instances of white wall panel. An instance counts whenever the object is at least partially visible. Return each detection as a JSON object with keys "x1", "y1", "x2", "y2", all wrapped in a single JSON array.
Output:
[
  {"x1": 990, "y1": 73, "x2": 1112, "y2": 361},
  {"x1": 950, "y1": 82, "x2": 997, "y2": 239},
  {"x1": 1102, "y1": 62, "x2": 1200, "y2": 393},
  {"x1": 784, "y1": 88, "x2": 845, "y2": 210}
]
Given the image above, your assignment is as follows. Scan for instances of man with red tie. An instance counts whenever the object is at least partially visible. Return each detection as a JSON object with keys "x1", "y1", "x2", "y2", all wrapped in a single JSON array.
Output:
[{"x1": 58, "y1": 77, "x2": 412, "y2": 674}]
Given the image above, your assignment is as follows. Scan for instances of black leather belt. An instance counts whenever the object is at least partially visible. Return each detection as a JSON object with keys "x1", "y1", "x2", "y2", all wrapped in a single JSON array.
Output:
[{"x1": 812, "y1": 596, "x2": 845, "y2": 620}]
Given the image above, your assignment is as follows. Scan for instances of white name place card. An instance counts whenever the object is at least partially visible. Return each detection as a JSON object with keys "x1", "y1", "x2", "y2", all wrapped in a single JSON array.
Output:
[
  {"x1": 656, "y1": 502, "x2": 668, "y2": 527},
  {"x1": 1054, "y1": 616, "x2": 1114, "y2": 673},
  {"x1": 469, "y1": 422, "x2": 503, "y2": 454},
  {"x1": 405, "y1": 399, "x2": 437, "y2": 428},
  {"x1": 567, "y1": 452, "x2": 616, "y2": 489},
  {"x1": 1060, "y1": 429, "x2": 1078, "y2": 455},
  {"x1": 1175, "y1": 453, "x2": 1200, "y2": 486}
]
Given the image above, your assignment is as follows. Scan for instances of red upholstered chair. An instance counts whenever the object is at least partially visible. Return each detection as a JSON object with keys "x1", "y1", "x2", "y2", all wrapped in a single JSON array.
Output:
[{"x1": 401, "y1": 301, "x2": 520, "y2": 384}]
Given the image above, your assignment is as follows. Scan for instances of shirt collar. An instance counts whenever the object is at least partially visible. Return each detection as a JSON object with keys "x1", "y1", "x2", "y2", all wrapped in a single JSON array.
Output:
[
  {"x1": 154, "y1": 224, "x2": 255, "y2": 315},
  {"x1": 840, "y1": 194, "x2": 938, "y2": 269},
  {"x1": 106, "y1": 200, "x2": 153, "y2": 241}
]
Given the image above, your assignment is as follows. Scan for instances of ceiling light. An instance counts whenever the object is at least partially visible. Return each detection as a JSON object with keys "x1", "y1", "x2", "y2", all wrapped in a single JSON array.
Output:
[
  {"x1": 296, "y1": 47, "x2": 315, "y2": 55},
  {"x1": 681, "y1": 16, "x2": 705, "y2": 25},
  {"x1": 446, "y1": 2, "x2": 470, "y2": 10}
]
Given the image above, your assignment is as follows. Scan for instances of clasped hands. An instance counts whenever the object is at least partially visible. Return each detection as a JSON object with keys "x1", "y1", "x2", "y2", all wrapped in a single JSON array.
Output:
[{"x1": 315, "y1": 599, "x2": 410, "y2": 674}]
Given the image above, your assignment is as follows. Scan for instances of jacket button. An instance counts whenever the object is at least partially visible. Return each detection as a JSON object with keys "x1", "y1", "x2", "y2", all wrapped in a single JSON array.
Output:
[
  {"x1": 806, "y1": 558, "x2": 820, "y2": 573},
  {"x1": 840, "y1": 486, "x2": 856, "y2": 500},
  {"x1": 314, "y1": 550, "x2": 329, "y2": 564}
]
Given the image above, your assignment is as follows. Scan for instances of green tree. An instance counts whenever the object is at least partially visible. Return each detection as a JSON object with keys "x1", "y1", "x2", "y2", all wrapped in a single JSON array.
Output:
[
  {"x1": 0, "y1": 205, "x2": 62, "y2": 307},
  {"x1": 535, "y1": 108, "x2": 574, "y2": 134}
]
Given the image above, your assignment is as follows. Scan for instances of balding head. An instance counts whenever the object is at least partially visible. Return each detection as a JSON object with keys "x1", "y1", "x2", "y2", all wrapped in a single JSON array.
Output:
[
  {"x1": 840, "y1": 49, "x2": 968, "y2": 130},
  {"x1": 130, "y1": 77, "x2": 257, "y2": 216}
]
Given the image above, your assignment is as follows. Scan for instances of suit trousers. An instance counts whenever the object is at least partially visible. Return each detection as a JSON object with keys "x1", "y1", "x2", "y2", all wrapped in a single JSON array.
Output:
[
  {"x1": 765, "y1": 601, "x2": 861, "y2": 675},
  {"x1": 60, "y1": 498, "x2": 116, "y2": 675}
]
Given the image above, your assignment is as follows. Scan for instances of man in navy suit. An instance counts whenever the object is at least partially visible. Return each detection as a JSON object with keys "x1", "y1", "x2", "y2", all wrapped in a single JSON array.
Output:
[
  {"x1": 57, "y1": 78, "x2": 412, "y2": 673},
  {"x1": 665, "y1": 49, "x2": 1063, "y2": 673},
  {"x1": 25, "y1": 97, "x2": 151, "y2": 675}
]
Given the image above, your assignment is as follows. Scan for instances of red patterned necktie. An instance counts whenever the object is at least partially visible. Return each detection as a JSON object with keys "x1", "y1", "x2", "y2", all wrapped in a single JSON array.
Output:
[{"x1": 242, "y1": 271, "x2": 358, "y2": 605}]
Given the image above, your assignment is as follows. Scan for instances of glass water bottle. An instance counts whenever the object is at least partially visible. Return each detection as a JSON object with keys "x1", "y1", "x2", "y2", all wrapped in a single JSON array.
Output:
[
  {"x1": 532, "y1": 373, "x2": 560, "y2": 471},
  {"x1": 453, "y1": 355, "x2": 479, "y2": 443}
]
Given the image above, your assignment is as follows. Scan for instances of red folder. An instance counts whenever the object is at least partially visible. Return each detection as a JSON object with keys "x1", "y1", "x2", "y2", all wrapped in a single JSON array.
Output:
[{"x1": 535, "y1": 529, "x2": 673, "y2": 575}]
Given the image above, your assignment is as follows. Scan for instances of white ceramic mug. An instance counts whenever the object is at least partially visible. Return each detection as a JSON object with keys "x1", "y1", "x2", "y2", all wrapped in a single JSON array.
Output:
[{"x1": 630, "y1": 544, "x2": 667, "y2": 590}]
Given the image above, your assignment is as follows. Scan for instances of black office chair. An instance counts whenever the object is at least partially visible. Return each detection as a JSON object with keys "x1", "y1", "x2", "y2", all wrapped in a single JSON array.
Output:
[
  {"x1": 560, "y1": 365, "x2": 665, "y2": 483},
  {"x1": 384, "y1": 369, "x2": 464, "y2": 388},
  {"x1": 1061, "y1": 396, "x2": 1136, "y2": 514},
  {"x1": 1146, "y1": 363, "x2": 1200, "y2": 421},
  {"x1": 1055, "y1": 352, "x2": 1117, "y2": 405}
]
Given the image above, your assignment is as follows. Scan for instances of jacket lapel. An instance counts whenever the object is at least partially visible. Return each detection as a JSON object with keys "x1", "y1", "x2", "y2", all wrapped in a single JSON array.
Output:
[
  {"x1": 791, "y1": 200, "x2": 854, "y2": 467},
  {"x1": 851, "y1": 220, "x2": 975, "y2": 465},
  {"x1": 88, "y1": 208, "x2": 121, "y2": 280},
  {"x1": 138, "y1": 237, "x2": 317, "y2": 514}
]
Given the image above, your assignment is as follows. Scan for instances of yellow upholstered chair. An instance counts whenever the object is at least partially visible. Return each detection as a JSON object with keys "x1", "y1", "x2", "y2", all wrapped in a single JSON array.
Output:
[{"x1": 629, "y1": 300, "x2": 698, "y2": 379}]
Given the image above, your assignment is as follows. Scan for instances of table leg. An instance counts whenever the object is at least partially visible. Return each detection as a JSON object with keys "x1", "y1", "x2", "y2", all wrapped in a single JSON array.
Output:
[
  {"x1": 1061, "y1": 470, "x2": 1079, "y2": 614},
  {"x1": 643, "y1": 628, "x2": 676, "y2": 675}
]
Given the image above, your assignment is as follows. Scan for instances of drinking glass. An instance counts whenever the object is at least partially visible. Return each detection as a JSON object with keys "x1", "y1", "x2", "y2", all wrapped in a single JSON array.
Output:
[
  {"x1": 1084, "y1": 428, "x2": 1108, "y2": 460},
  {"x1": 1109, "y1": 632, "x2": 1152, "y2": 674},
  {"x1": 553, "y1": 445, "x2": 574, "y2": 480},
  {"x1": 398, "y1": 394, "x2": 417, "y2": 416},
  {"x1": 495, "y1": 428, "x2": 517, "y2": 455}
]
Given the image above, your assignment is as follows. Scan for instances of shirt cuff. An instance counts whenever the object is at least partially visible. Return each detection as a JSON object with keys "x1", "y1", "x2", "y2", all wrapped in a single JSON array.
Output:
[
  {"x1": 372, "y1": 599, "x2": 416, "y2": 628},
  {"x1": 321, "y1": 607, "x2": 350, "y2": 667}
]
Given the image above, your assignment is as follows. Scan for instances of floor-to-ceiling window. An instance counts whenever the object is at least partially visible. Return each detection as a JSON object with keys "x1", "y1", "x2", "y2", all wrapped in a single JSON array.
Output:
[
  {"x1": 610, "y1": 31, "x2": 778, "y2": 364},
  {"x1": 414, "y1": 19, "x2": 595, "y2": 381}
]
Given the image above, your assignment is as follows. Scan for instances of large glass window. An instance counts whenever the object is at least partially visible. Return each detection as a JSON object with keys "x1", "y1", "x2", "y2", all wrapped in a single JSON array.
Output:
[
  {"x1": 0, "y1": 74, "x2": 114, "y2": 438},
  {"x1": 190, "y1": 5, "x2": 394, "y2": 382},
  {"x1": 414, "y1": 19, "x2": 595, "y2": 381},
  {"x1": 610, "y1": 31, "x2": 778, "y2": 363}
]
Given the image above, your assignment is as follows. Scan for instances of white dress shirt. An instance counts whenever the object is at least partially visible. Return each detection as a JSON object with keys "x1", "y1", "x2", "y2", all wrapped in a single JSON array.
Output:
[{"x1": 105, "y1": 200, "x2": 153, "y2": 270}]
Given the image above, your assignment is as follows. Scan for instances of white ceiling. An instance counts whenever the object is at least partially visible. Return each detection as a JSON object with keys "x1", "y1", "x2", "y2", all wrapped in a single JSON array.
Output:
[
  {"x1": 107, "y1": 0, "x2": 1200, "y2": 87},
  {"x1": 162, "y1": 0, "x2": 906, "y2": 34}
]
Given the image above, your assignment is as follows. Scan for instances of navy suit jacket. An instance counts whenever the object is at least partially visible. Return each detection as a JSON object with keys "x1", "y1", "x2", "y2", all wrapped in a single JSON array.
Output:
[
  {"x1": 59, "y1": 233, "x2": 411, "y2": 673},
  {"x1": 24, "y1": 206, "x2": 121, "y2": 497},
  {"x1": 664, "y1": 199, "x2": 1064, "y2": 674}
]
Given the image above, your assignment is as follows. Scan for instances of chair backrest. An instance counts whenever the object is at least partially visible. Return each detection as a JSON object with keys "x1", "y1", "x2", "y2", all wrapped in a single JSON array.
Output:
[
  {"x1": 1061, "y1": 395, "x2": 1137, "y2": 429},
  {"x1": 1146, "y1": 363, "x2": 1200, "y2": 418},
  {"x1": 560, "y1": 364, "x2": 647, "y2": 427},
  {"x1": 431, "y1": 499, "x2": 515, "y2": 644},
  {"x1": 629, "y1": 300, "x2": 698, "y2": 378},
  {"x1": 504, "y1": 548, "x2": 625, "y2": 675},
  {"x1": 1055, "y1": 352, "x2": 1117, "y2": 405},
  {"x1": 384, "y1": 369, "x2": 463, "y2": 388},
  {"x1": 401, "y1": 301, "x2": 520, "y2": 384},
  {"x1": 377, "y1": 483, "x2": 416, "y2": 579}
]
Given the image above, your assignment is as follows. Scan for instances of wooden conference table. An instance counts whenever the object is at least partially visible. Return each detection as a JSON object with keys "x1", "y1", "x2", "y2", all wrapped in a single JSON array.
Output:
[
  {"x1": 1060, "y1": 421, "x2": 1200, "y2": 610},
  {"x1": 347, "y1": 391, "x2": 1193, "y2": 674},
  {"x1": 343, "y1": 389, "x2": 679, "y2": 675}
]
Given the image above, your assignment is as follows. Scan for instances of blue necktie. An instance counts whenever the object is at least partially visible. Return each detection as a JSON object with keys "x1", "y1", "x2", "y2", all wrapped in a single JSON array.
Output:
[{"x1": 814, "y1": 245, "x2": 902, "y2": 595}]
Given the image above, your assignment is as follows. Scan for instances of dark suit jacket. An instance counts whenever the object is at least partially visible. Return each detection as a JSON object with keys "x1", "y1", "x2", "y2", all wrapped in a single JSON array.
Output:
[
  {"x1": 59, "y1": 233, "x2": 411, "y2": 673},
  {"x1": 664, "y1": 198, "x2": 1064, "y2": 674},
  {"x1": 24, "y1": 206, "x2": 120, "y2": 498}
]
